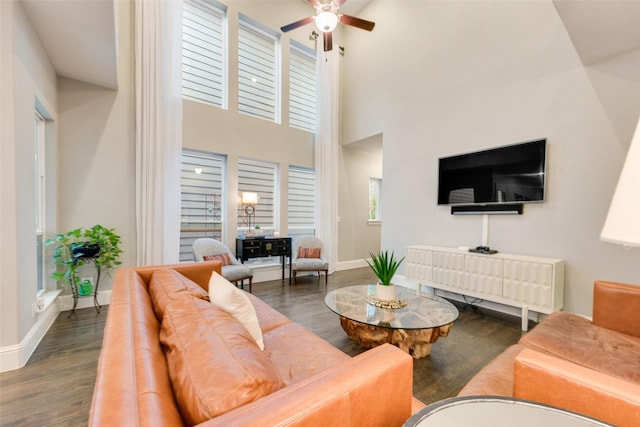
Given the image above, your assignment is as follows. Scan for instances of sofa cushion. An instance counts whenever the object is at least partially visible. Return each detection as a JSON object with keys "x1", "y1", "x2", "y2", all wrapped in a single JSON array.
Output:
[
  {"x1": 457, "y1": 344, "x2": 526, "y2": 397},
  {"x1": 514, "y1": 348, "x2": 640, "y2": 427},
  {"x1": 160, "y1": 296, "x2": 285, "y2": 425},
  {"x1": 208, "y1": 272, "x2": 264, "y2": 350},
  {"x1": 245, "y1": 292, "x2": 291, "y2": 333},
  {"x1": 148, "y1": 268, "x2": 209, "y2": 320},
  {"x1": 263, "y1": 322, "x2": 351, "y2": 385},
  {"x1": 295, "y1": 258, "x2": 328, "y2": 270},
  {"x1": 519, "y1": 311, "x2": 640, "y2": 383},
  {"x1": 221, "y1": 264, "x2": 253, "y2": 282}
]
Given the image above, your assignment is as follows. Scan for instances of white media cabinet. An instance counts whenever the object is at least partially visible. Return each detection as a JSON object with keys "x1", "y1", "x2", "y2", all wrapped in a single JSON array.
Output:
[{"x1": 405, "y1": 245, "x2": 565, "y2": 331}]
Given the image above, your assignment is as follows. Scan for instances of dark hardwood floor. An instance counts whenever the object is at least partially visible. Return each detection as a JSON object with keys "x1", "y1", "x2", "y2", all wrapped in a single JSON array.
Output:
[{"x1": 0, "y1": 267, "x2": 524, "y2": 426}]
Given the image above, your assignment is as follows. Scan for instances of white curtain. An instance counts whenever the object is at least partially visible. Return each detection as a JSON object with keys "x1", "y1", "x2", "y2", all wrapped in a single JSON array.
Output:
[
  {"x1": 314, "y1": 48, "x2": 340, "y2": 273},
  {"x1": 135, "y1": 0, "x2": 183, "y2": 266}
]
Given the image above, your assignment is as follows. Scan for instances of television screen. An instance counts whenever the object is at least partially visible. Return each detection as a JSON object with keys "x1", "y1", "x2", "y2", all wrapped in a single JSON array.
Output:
[{"x1": 438, "y1": 139, "x2": 546, "y2": 206}]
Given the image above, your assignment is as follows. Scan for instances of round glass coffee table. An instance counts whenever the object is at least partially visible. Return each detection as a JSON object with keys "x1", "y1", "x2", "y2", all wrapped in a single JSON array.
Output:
[
  {"x1": 324, "y1": 285, "x2": 459, "y2": 358},
  {"x1": 403, "y1": 396, "x2": 614, "y2": 426}
]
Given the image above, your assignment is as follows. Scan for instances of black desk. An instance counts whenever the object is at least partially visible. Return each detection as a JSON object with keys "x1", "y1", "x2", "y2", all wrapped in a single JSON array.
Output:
[{"x1": 236, "y1": 237, "x2": 292, "y2": 282}]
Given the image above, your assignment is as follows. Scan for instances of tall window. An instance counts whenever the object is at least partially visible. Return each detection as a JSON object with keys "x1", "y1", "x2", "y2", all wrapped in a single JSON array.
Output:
[
  {"x1": 288, "y1": 166, "x2": 315, "y2": 237},
  {"x1": 238, "y1": 14, "x2": 280, "y2": 122},
  {"x1": 182, "y1": 0, "x2": 227, "y2": 108},
  {"x1": 238, "y1": 158, "x2": 277, "y2": 235},
  {"x1": 289, "y1": 41, "x2": 316, "y2": 133},
  {"x1": 180, "y1": 149, "x2": 226, "y2": 262},
  {"x1": 369, "y1": 177, "x2": 381, "y2": 221},
  {"x1": 35, "y1": 112, "x2": 46, "y2": 293}
]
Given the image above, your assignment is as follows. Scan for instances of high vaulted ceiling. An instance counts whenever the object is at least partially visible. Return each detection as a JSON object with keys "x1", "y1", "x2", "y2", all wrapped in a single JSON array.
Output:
[
  {"x1": 553, "y1": 0, "x2": 640, "y2": 65},
  {"x1": 20, "y1": 0, "x2": 640, "y2": 91},
  {"x1": 21, "y1": 0, "x2": 118, "y2": 89}
]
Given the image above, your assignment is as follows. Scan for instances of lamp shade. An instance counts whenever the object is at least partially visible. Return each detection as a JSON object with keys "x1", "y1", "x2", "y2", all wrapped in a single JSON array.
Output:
[
  {"x1": 241, "y1": 191, "x2": 258, "y2": 205},
  {"x1": 315, "y1": 11, "x2": 338, "y2": 32},
  {"x1": 601, "y1": 118, "x2": 640, "y2": 247}
]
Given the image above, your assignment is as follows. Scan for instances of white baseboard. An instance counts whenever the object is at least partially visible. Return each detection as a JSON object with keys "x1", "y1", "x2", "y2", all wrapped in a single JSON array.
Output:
[
  {"x1": 1, "y1": 290, "x2": 113, "y2": 373},
  {"x1": 0, "y1": 300, "x2": 59, "y2": 372},
  {"x1": 336, "y1": 259, "x2": 369, "y2": 271}
]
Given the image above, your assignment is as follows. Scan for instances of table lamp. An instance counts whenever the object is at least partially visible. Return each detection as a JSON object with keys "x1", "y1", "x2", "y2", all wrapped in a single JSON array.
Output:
[{"x1": 241, "y1": 191, "x2": 258, "y2": 232}]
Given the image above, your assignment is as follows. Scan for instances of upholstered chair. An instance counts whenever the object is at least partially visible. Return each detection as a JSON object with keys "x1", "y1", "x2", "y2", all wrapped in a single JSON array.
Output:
[
  {"x1": 193, "y1": 238, "x2": 253, "y2": 292},
  {"x1": 292, "y1": 236, "x2": 328, "y2": 285}
]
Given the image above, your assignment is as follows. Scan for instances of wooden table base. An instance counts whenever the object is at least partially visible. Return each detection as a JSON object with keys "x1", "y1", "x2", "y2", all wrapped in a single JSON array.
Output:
[{"x1": 339, "y1": 316, "x2": 454, "y2": 358}]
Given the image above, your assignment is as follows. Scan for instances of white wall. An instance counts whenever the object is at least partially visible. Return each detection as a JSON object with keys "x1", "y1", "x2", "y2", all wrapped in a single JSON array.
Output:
[
  {"x1": 0, "y1": 0, "x2": 58, "y2": 366},
  {"x1": 341, "y1": 0, "x2": 640, "y2": 315},
  {"x1": 56, "y1": 0, "x2": 136, "y2": 292},
  {"x1": 338, "y1": 138, "x2": 382, "y2": 261}
]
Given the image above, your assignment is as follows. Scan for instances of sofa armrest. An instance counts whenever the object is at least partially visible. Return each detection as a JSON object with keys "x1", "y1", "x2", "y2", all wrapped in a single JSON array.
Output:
[
  {"x1": 593, "y1": 280, "x2": 640, "y2": 338},
  {"x1": 514, "y1": 348, "x2": 640, "y2": 427},
  {"x1": 199, "y1": 344, "x2": 416, "y2": 427}
]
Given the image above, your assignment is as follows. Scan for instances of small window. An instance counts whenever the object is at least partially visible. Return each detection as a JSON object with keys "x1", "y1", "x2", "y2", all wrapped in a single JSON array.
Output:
[
  {"x1": 238, "y1": 14, "x2": 280, "y2": 122},
  {"x1": 289, "y1": 41, "x2": 316, "y2": 133},
  {"x1": 288, "y1": 166, "x2": 315, "y2": 237},
  {"x1": 369, "y1": 177, "x2": 381, "y2": 221},
  {"x1": 182, "y1": 0, "x2": 227, "y2": 108},
  {"x1": 180, "y1": 149, "x2": 227, "y2": 262}
]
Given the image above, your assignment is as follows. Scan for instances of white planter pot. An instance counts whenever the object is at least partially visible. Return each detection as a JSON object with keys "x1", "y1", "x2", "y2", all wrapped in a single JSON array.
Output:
[{"x1": 376, "y1": 283, "x2": 396, "y2": 301}]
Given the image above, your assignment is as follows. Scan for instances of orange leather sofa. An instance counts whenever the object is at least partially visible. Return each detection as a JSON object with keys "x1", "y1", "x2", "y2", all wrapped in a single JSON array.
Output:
[
  {"x1": 459, "y1": 280, "x2": 640, "y2": 427},
  {"x1": 89, "y1": 262, "x2": 423, "y2": 426}
]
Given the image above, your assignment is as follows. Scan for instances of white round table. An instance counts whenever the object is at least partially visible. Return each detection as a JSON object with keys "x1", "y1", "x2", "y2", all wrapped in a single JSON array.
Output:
[{"x1": 403, "y1": 396, "x2": 613, "y2": 427}]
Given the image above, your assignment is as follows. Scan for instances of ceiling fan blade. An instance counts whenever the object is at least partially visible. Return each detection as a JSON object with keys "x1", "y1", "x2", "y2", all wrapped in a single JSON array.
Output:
[
  {"x1": 333, "y1": 0, "x2": 348, "y2": 6},
  {"x1": 338, "y1": 14, "x2": 375, "y2": 31},
  {"x1": 280, "y1": 16, "x2": 314, "y2": 33},
  {"x1": 305, "y1": 0, "x2": 321, "y2": 7},
  {"x1": 323, "y1": 31, "x2": 333, "y2": 52}
]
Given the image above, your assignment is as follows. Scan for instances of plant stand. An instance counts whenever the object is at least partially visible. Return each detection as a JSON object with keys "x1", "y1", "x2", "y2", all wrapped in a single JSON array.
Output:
[{"x1": 68, "y1": 256, "x2": 102, "y2": 318}]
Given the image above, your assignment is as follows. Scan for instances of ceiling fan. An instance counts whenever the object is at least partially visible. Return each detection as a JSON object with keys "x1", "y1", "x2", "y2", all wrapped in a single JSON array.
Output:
[{"x1": 280, "y1": 0, "x2": 375, "y2": 52}]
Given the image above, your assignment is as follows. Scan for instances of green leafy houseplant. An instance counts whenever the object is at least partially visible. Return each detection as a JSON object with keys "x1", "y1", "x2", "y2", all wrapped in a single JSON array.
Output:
[
  {"x1": 46, "y1": 225, "x2": 122, "y2": 289},
  {"x1": 366, "y1": 250, "x2": 405, "y2": 286}
]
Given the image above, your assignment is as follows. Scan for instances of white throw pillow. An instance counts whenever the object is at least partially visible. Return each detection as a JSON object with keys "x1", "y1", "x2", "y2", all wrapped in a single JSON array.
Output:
[{"x1": 208, "y1": 272, "x2": 264, "y2": 350}]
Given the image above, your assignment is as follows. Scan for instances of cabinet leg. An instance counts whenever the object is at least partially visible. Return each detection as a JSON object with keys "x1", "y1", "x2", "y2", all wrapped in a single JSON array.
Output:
[{"x1": 521, "y1": 306, "x2": 529, "y2": 332}]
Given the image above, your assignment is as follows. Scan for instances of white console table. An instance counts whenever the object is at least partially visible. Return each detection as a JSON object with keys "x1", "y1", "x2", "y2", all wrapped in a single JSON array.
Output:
[{"x1": 405, "y1": 245, "x2": 564, "y2": 331}]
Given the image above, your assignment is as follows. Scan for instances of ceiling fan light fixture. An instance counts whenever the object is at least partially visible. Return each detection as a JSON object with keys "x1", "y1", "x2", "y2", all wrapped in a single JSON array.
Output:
[{"x1": 315, "y1": 11, "x2": 338, "y2": 32}]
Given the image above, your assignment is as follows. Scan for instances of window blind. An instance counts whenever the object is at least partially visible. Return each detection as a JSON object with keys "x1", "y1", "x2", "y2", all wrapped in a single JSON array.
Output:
[
  {"x1": 182, "y1": 0, "x2": 227, "y2": 108},
  {"x1": 238, "y1": 14, "x2": 280, "y2": 122},
  {"x1": 180, "y1": 149, "x2": 226, "y2": 261},
  {"x1": 238, "y1": 158, "x2": 277, "y2": 233},
  {"x1": 288, "y1": 166, "x2": 316, "y2": 237},
  {"x1": 289, "y1": 41, "x2": 316, "y2": 133}
]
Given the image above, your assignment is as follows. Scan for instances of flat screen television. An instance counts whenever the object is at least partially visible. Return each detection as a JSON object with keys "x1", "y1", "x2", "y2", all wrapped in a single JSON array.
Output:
[{"x1": 438, "y1": 138, "x2": 546, "y2": 206}]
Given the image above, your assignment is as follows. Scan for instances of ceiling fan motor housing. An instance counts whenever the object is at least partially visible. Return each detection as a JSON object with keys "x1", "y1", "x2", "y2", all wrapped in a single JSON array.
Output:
[{"x1": 280, "y1": 0, "x2": 375, "y2": 51}]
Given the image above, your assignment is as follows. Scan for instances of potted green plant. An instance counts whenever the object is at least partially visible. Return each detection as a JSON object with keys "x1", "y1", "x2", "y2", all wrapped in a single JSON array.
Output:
[
  {"x1": 46, "y1": 225, "x2": 122, "y2": 290},
  {"x1": 366, "y1": 250, "x2": 405, "y2": 301}
]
